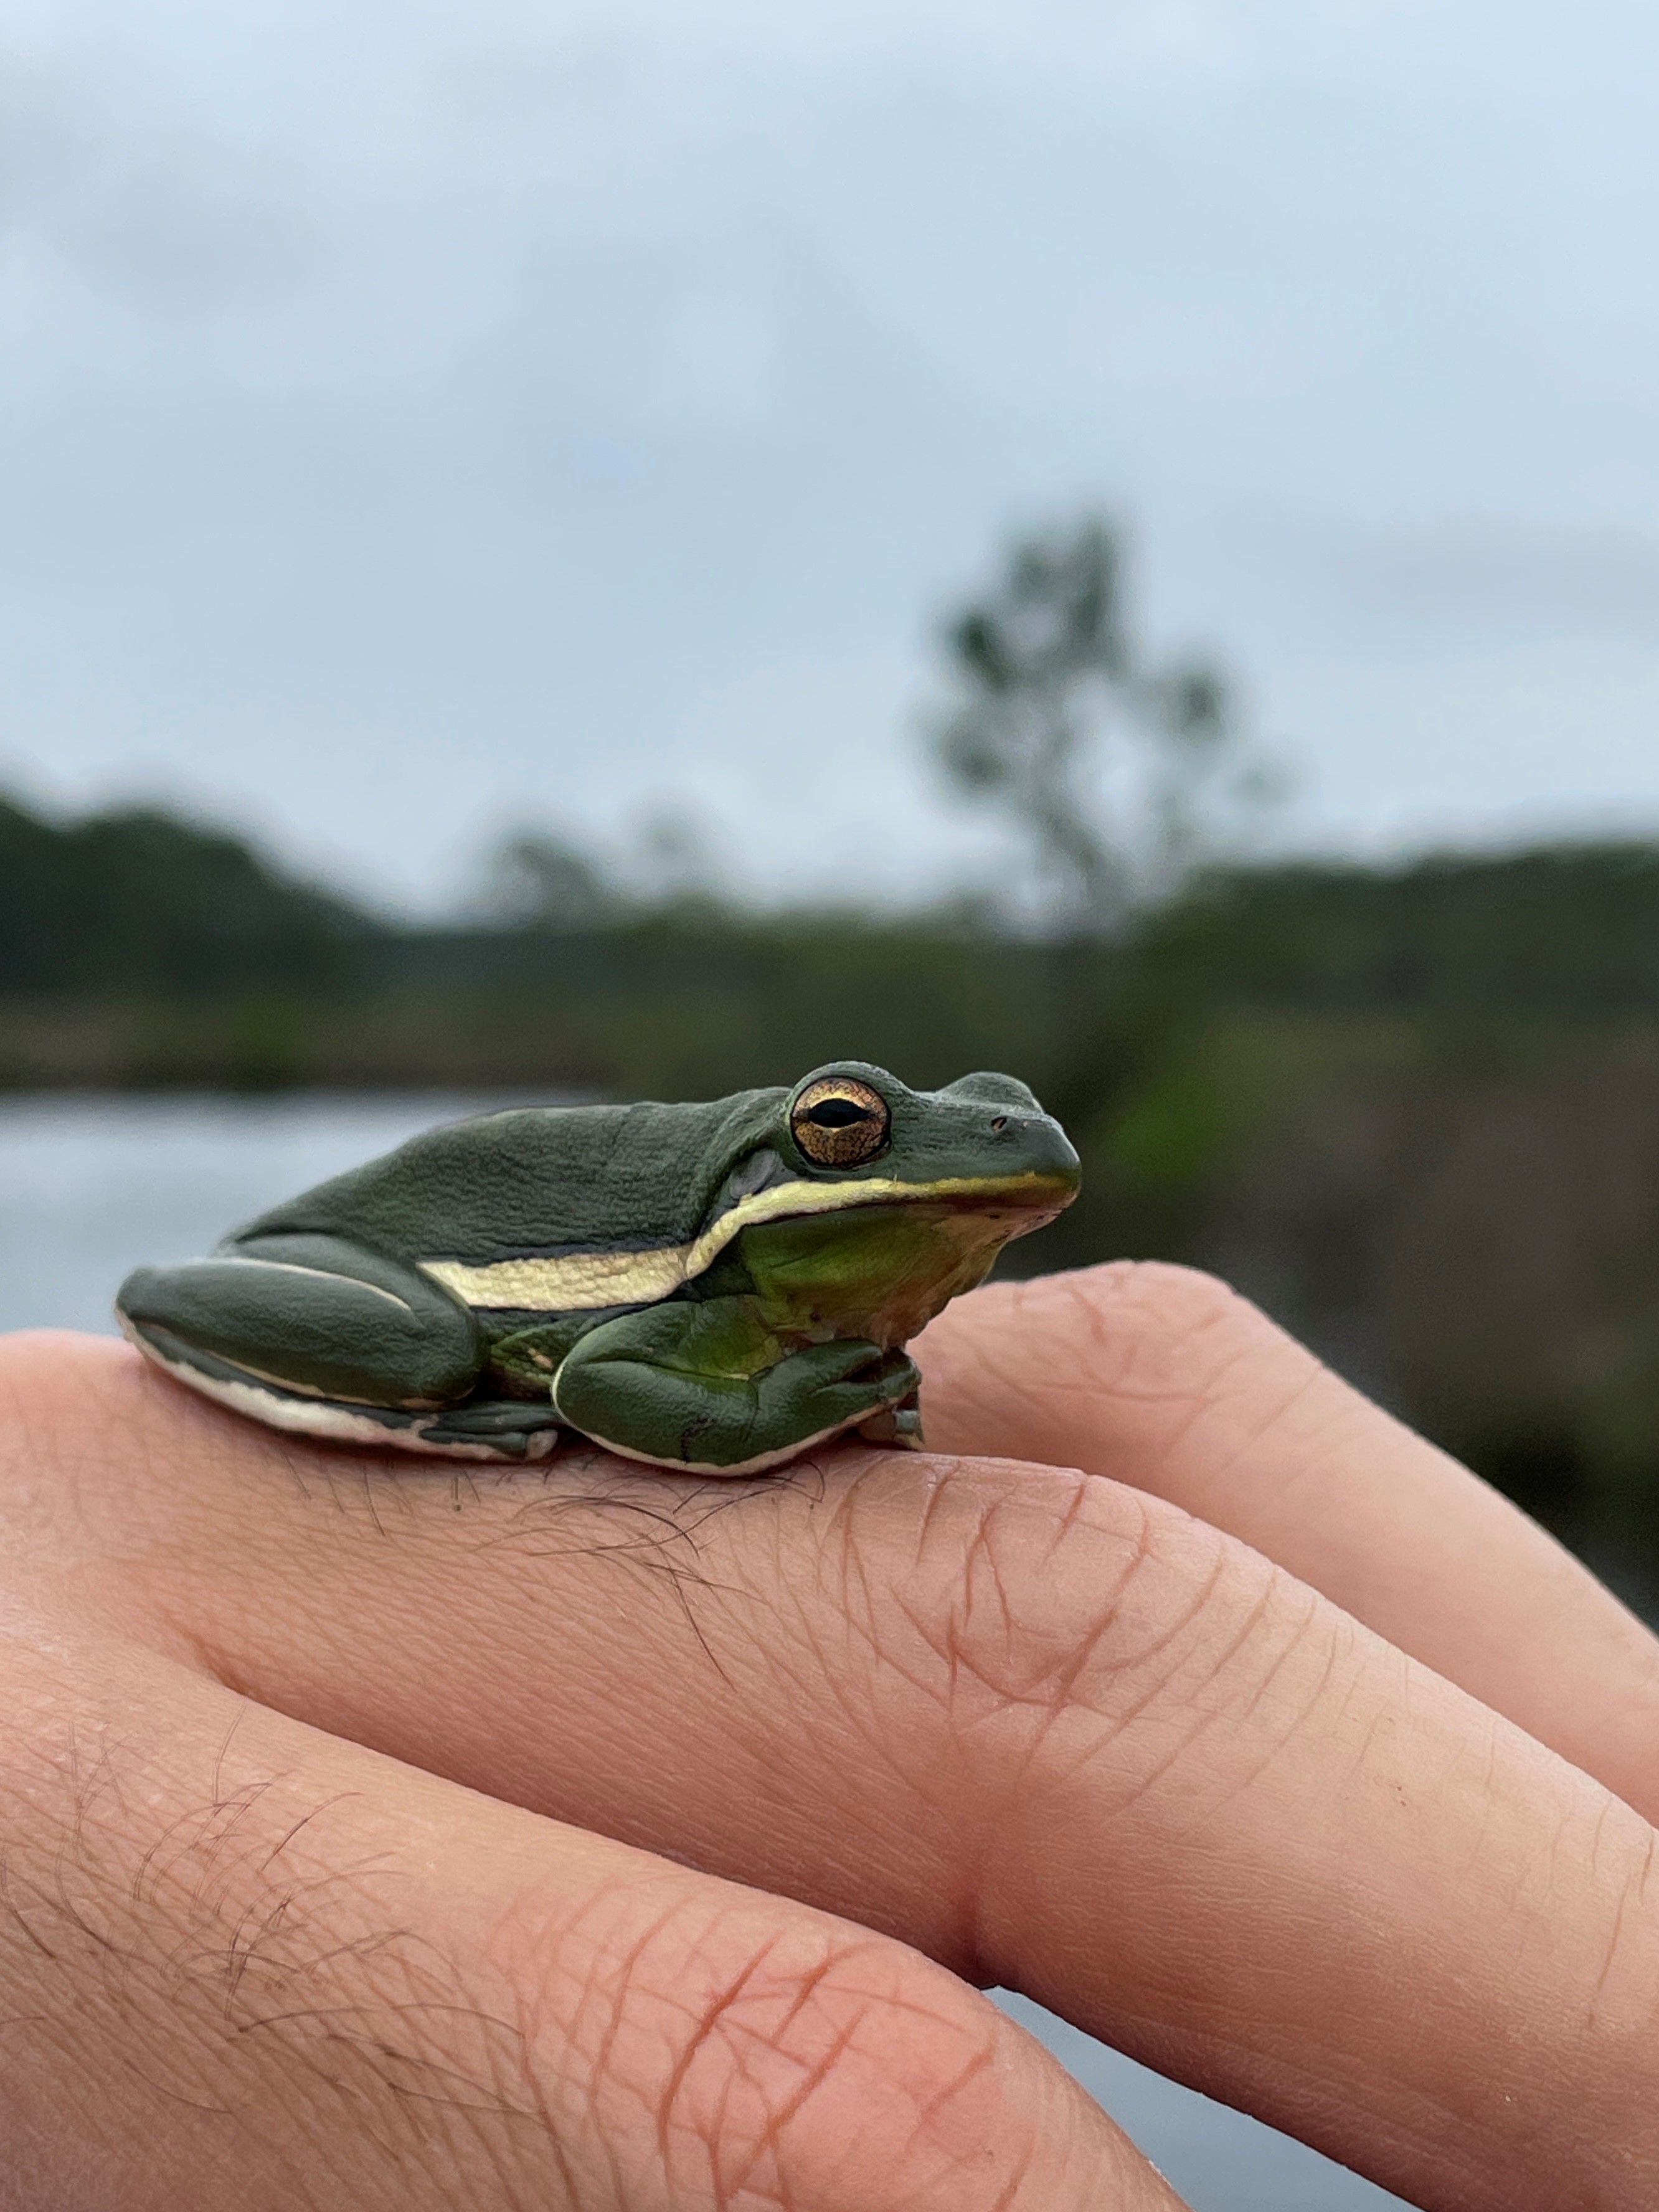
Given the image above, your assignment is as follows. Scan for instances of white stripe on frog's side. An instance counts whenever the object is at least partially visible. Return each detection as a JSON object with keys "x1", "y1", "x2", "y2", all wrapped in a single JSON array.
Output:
[{"x1": 416, "y1": 1169, "x2": 1070, "y2": 1313}]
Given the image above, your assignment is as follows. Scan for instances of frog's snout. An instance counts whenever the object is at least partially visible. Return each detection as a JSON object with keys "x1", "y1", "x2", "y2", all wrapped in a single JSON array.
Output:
[{"x1": 987, "y1": 1107, "x2": 1082, "y2": 1191}]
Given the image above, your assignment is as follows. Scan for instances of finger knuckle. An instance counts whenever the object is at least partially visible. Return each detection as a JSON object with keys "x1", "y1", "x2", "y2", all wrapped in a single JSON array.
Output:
[
  {"x1": 891, "y1": 1459, "x2": 1239, "y2": 1702},
  {"x1": 1058, "y1": 1257, "x2": 1300, "y2": 1406},
  {"x1": 837, "y1": 1454, "x2": 1340, "y2": 1812},
  {"x1": 541, "y1": 1889, "x2": 1027, "y2": 2211}
]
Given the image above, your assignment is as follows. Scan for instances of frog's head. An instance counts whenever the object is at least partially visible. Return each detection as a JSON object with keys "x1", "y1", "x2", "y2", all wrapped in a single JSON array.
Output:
[
  {"x1": 776, "y1": 1060, "x2": 1080, "y2": 1218},
  {"x1": 677, "y1": 1063, "x2": 1080, "y2": 1338}
]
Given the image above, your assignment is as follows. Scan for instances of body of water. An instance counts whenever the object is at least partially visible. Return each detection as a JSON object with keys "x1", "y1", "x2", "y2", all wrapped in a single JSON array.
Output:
[{"x1": 0, "y1": 1094, "x2": 1407, "y2": 2210}]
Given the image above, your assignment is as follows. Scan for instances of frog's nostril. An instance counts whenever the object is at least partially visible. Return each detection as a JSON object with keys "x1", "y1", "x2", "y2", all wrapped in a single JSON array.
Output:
[{"x1": 990, "y1": 1115, "x2": 1008, "y2": 1132}]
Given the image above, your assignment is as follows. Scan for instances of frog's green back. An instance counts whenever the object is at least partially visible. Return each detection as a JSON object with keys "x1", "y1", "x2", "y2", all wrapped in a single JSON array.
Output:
[{"x1": 235, "y1": 1089, "x2": 790, "y2": 1264}]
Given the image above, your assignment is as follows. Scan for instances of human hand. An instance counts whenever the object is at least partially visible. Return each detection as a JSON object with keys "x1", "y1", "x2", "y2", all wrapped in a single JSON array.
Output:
[{"x1": 0, "y1": 1261, "x2": 1655, "y2": 2209}]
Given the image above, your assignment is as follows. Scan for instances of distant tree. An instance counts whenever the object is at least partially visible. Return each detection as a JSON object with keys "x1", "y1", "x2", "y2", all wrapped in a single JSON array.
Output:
[
  {"x1": 475, "y1": 807, "x2": 735, "y2": 932},
  {"x1": 624, "y1": 800, "x2": 730, "y2": 915},
  {"x1": 476, "y1": 826, "x2": 623, "y2": 930},
  {"x1": 932, "y1": 514, "x2": 1276, "y2": 933}
]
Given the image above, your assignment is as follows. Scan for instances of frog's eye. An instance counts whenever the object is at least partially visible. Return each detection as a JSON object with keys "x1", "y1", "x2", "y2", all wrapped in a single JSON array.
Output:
[{"x1": 790, "y1": 1077, "x2": 891, "y2": 1168}]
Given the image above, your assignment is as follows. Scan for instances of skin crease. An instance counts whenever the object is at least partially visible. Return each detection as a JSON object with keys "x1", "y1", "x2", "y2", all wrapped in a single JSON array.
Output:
[
  {"x1": 0, "y1": 1263, "x2": 1653, "y2": 2209},
  {"x1": 917, "y1": 1262, "x2": 1659, "y2": 1832}
]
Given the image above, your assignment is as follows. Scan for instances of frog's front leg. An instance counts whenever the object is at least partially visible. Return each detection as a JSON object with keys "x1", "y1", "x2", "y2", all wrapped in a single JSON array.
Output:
[
  {"x1": 116, "y1": 1232, "x2": 559, "y2": 1461},
  {"x1": 551, "y1": 1297, "x2": 920, "y2": 1474}
]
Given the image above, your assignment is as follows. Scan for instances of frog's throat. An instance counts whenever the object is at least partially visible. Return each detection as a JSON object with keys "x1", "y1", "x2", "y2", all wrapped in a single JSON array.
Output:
[{"x1": 417, "y1": 1171, "x2": 1072, "y2": 1313}]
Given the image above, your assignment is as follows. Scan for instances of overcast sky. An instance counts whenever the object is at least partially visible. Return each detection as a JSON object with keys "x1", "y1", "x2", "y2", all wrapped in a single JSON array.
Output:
[{"x1": 4, "y1": 0, "x2": 1659, "y2": 910}]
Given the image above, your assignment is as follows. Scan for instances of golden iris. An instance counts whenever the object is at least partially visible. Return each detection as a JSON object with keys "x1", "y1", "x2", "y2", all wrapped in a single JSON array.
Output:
[{"x1": 790, "y1": 1078, "x2": 891, "y2": 1168}]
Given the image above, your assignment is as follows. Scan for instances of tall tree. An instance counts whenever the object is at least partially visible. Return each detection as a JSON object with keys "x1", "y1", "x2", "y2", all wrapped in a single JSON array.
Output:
[
  {"x1": 927, "y1": 515, "x2": 1280, "y2": 1216},
  {"x1": 932, "y1": 514, "x2": 1263, "y2": 933}
]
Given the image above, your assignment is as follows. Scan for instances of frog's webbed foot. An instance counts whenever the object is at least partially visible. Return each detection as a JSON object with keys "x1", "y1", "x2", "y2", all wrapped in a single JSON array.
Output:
[
  {"x1": 417, "y1": 1400, "x2": 565, "y2": 1454},
  {"x1": 552, "y1": 1298, "x2": 922, "y2": 1475}
]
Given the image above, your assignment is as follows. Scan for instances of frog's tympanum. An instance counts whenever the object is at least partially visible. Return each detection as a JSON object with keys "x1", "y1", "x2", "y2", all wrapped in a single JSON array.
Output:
[{"x1": 116, "y1": 1062, "x2": 1080, "y2": 1474}]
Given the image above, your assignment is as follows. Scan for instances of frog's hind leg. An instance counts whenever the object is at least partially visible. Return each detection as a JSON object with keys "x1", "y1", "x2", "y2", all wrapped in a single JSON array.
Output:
[{"x1": 116, "y1": 1234, "x2": 560, "y2": 1463}]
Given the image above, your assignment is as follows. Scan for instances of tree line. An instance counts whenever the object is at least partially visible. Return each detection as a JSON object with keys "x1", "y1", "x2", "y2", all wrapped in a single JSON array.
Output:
[{"x1": 9, "y1": 775, "x2": 1659, "y2": 1020}]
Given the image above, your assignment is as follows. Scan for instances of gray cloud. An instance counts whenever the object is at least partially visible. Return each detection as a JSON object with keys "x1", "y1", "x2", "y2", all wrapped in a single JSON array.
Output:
[{"x1": 5, "y1": 0, "x2": 1659, "y2": 905}]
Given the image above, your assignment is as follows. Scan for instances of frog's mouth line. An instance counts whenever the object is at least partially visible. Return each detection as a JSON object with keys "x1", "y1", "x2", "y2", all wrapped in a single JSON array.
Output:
[{"x1": 417, "y1": 1171, "x2": 1077, "y2": 1313}]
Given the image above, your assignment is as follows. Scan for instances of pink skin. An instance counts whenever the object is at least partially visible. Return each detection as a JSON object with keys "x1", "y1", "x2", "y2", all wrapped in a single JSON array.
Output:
[{"x1": 0, "y1": 1262, "x2": 1655, "y2": 2210}]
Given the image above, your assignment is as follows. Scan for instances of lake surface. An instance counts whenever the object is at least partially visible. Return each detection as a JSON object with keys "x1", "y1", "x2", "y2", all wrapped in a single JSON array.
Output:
[{"x1": 0, "y1": 1094, "x2": 1408, "y2": 2209}]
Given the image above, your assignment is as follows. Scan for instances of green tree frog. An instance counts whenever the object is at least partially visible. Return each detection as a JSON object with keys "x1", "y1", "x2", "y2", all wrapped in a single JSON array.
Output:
[{"x1": 116, "y1": 1062, "x2": 1080, "y2": 1474}]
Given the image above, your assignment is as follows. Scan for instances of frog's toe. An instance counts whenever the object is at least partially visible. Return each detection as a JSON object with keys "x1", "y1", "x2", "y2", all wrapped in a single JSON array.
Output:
[
  {"x1": 855, "y1": 1386, "x2": 925, "y2": 1450},
  {"x1": 417, "y1": 1400, "x2": 565, "y2": 1454}
]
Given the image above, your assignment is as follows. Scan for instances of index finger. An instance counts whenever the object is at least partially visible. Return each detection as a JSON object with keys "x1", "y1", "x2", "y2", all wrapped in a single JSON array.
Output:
[{"x1": 915, "y1": 1261, "x2": 1659, "y2": 1824}]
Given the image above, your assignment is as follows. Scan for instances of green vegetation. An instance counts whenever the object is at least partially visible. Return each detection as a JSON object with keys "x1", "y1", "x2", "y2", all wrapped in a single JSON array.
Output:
[{"x1": 1143, "y1": 843, "x2": 1659, "y2": 1014}]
